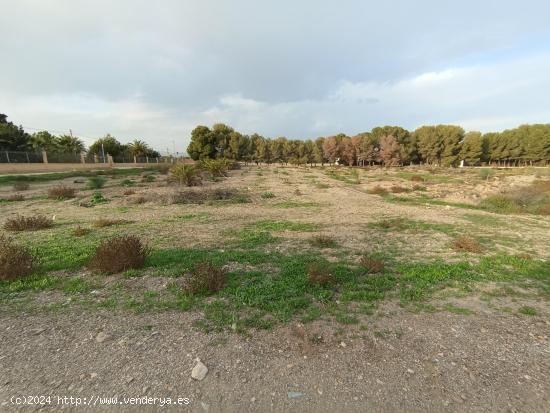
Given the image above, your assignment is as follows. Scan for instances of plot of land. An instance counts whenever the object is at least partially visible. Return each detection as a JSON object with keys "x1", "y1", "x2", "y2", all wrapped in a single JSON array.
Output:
[{"x1": 1, "y1": 165, "x2": 549, "y2": 412}]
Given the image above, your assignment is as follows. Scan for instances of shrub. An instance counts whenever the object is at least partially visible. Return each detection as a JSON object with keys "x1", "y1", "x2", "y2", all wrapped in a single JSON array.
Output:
[
  {"x1": 412, "y1": 184, "x2": 427, "y2": 191},
  {"x1": 123, "y1": 189, "x2": 136, "y2": 196},
  {"x1": 294, "y1": 188, "x2": 304, "y2": 195},
  {"x1": 451, "y1": 235, "x2": 483, "y2": 253},
  {"x1": 409, "y1": 175, "x2": 425, "y2": 182},
  {"x1": 369, "y1": 185, "x2": 388, "y2": 195},
  {"x1": 478, "y1": 168, "x2": 495, "y2": 181},
  {"x1": 0, "y1": 234, "x2": 37, "y2": 280},
  {"x1": 170, "y1": 164, "x2": 201, "y2": 186},
  {"x1": 306, "y1": 263, "x2": 334, "y2": 286},
  {"x1": 309, "y1": 235, "x2": 338, "y2": 248},
  {"x1": 359, "y1": 255, "x2": 385, "y2": 273},
  {"x1": 89, "y1": 235, "x2": 149, "y2": 274},
  {"x1": 4, "y1": 215, "x2": 53, "y2": 231},
  {"x1": 90, "y1": 192, "x2": 107, "y2": 205},
  {"x1": 6, "y1": 194, "x2": 24, "y2": 201},
  {"x1": 47, "y1": 185, "x2": 76, "y2": 200},
  {"x1": 182, "y1": 262, "x2": 228, "y2": 294},
  {"x1": 390, "y1": 185, "x2": 409, "y2": 193},
  {"x1": 141, "y1": 174, "x2": 156, "y2": 183},
  {"x1": 199, "y1": 159, "x2": 230, "y2": 177},
  {"x1": 91, "y1": 218, "x2": 130, "y2": 228},
  {"x1": 261, "y1": 191, "x2": 275, "y2": 199},
  {"x1": 13, "y1": 182, "x2": 29, "y2": 191},
  {"x1": 157, "y1": 164, "x2": 170, "y2": 175},
  {"x1": 120, "y1": 179, "x2": 135, "y2": 187},
  {"x1": 87, "y1": 176, "x2": 107, "y2": 189},
  {"x1": 479, "y1": 195, "x2": 519, "y2": 214},
  {"x1": 71, "y1": 226, "x2": 91, "y2": 237}
]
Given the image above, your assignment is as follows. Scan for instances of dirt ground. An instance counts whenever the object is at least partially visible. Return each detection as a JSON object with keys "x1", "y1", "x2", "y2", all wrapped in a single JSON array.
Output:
[{"x1": 1, "y1": 165, "x2": 549, "y2": 412}]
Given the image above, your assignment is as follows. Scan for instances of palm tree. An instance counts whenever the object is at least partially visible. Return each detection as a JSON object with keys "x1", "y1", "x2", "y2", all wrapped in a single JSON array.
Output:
[
  {"x1": 128, "y1": 139, "x2": 150, "y2": 157},
  {"x1": 57, "y1": 135, "x2": 85, "y2": 153}
]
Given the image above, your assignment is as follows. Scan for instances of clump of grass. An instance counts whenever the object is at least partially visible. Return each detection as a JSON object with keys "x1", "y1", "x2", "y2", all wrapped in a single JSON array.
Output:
[
  {"x1": 5, "y1": 194, "x2": 24, "y2": 202},
  {"x1": 412, "y1": 184, "x2": 427, "y2": 191},
  {"x1": 359, "y1": 255, "x2": 385, "y2": 273},
  {"x1": 451, "y1": 235, "x2": 483, "y2": 253},
  {"x1": 479, "y1": 195, "x2": 519, "y2": 214},
  {"x1": 309, "y1": 235, "x2": 338, "y2": 248},
  {"x1": 306, "y1": 263, "x2": 334, "y2": 286},
  {"x1": 261, "y1": 191, "x2": 275, "y2": 199},
  {"x1": 89, "y1": 192, "x2": 107, "y2": 205},
  {"x1": 294, "y1": 188, "x2": 304, "y2": 195},
  {"x1": 409, "y1": 175, "x2": 425, "y2": 182},
  {"x1": 169, "y1": 188, "x2": 247, "y2": 204},
  {"x1": 87, "y1": 176, "x2": 107, "y2": 189},
  {"x1": 479, "y1": 181, "x2": 550, "y2": 215},
  {"x1": 71, "y1": 226, "x2": 91, "y2": 237},
  {"x1": 91, "y1": 218, "x2": 131, "y2": 228},
  {"x1": 141, "y1": 174, "x2": 156, "y2": 183},
  {"x1": 3, "y1": 215, "x2": 53, "y2": 231},
  {"x1": 390, "y1": 185, "x2": 410, "y2": 193},
  {"x1": 518, "y1": 306, "x2": 537, "y2": 316},
  {"x1": 478, "y1": 169, "x2": 495, "y2": 181},
  {"x1": 123, "y1": 189, "x2": 136, "y2": 196},
  {"x1": 369, "y1": 185, "x2": 388, "y2": 195},
  {"x1": 182, "y1": 262, "x2": 228, "y2": 294},
  {"x1": 13, "y1": 182, "x2": 30, "y2": 191},
  {"x1": 0, "y1": 234, "x2": 37, "y2": 280},
  {"x1": 170, "y1": 164, "x2": 201, "y2": 186},
  {"x1": 47, "y1": 185, "x2": 76, "y2": 200},
  {"x1": 89, "y1": 235, "x2": 149, "y2": 274},
  {"x1": 120, "y1": 179, "x2": 135, "y2": 187}
]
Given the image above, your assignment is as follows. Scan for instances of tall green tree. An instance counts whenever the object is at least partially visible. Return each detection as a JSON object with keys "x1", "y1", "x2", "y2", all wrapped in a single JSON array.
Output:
[
  {"x1": 0, "y1": 114, "x2": 31, "y2": 151},
  {"x1": 460, "y1": 131, "x2": 484, "y2": 166}
]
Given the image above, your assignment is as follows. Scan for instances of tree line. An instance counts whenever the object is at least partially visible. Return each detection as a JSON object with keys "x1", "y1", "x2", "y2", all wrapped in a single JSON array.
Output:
[
  {"x1": 0, "y1": 114, "x2": 160, "y2": 159},
  {"x1": 188, "y1": 123, "x2": 550, "y2": 167}
]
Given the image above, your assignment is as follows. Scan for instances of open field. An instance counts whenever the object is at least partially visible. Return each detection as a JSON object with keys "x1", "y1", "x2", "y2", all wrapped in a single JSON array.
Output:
[{"x1": 1, "y1": 165, "x2": 549, "y2": 412}]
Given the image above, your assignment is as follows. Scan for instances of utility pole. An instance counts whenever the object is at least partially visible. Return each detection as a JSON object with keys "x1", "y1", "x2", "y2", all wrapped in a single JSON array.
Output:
[
  {"x1": 173, "y1": 140, "x2": 176, "y2": 157},
  {"x1": 101, "y1": 143, "x2": 106, "y2": 163}
]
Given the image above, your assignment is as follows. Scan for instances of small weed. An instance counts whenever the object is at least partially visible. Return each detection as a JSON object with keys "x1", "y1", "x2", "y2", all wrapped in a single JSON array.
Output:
[
  {"x1": 89, "y1": 235, "x2": 149, "y2": 274},
  {"x1": 71, "y1": 226, "x2": 91, "y2": 237},
  {"x1": 91, "y1": 218, "x2": 131, "y2": 228},
  {"x1": 518, "y1": 306, "x2": 537, "y2": 316},
  {"x1": 443, "y1": 303, "x2": 473, "y2": 315},
  {"x1": 306, "y1": 263, "x2": 334, "y2": 286},
  {"x1": 369, "y1": 185, "x2": 388, "y2": 195},
  {"x1": 13, "y1": 182, "x2": 30, "y2": 191},
  {"x1": 451, "y1": 236, "x2": 483, "y2": 253},
  {"x1": 87, "y1": 176, "x2": 107, "y2": 189},
  {"x1": 309, "y1": 235, "x2": 338, "y2": 248},
  {"x1": 89, "y1": 192, "x2": 108, "y2": 205},
  {"x1": 261, "y1": 191, "x2": 275, "y2": 199},
  {"x1": 120, "y1": 179, "x2": 135, "y2": 187},
  {"x1": 359, "y1": 255, "x2": 385, "y2": 274}
]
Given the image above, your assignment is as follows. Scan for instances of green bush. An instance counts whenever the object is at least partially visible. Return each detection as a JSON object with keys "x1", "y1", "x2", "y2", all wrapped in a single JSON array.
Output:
[
  {"x1": 87, "y1": 176, "x2": 107, "y2": 189},
  {"x1": 170, "y1": 164, "x2": 201, "y2": 186}
]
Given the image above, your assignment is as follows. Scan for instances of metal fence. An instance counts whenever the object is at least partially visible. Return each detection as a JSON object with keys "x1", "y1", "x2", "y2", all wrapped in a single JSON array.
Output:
[
  {"x1": 1, "y1": 151, "x2": 43, "y2": 163},
  {"x1": 0, "y1": 150, "x2": 163, "y2": 164}
]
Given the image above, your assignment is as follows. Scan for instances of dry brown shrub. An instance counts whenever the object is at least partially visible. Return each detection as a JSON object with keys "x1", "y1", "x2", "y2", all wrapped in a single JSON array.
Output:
[
  {"x1": 390, "y1": 185, "x2": 409, "y2": 193},
  {"x1": 368, "y1": 185, "x2": 388, "y2": 195},
  {"x1": 309, "y1": 235, "x2": 337, "y2": 248},
  {"x1": 412, "y1": 184, "x2": 427, "y2": 191},
  {"x1": 306, "y1": 263, "x2": 334, "y2": 286},
  {"x1": 409, "y1": 175, "x2": 425, "y2": 182},
  {"x1": 294, "y1": 189, "x2": 303, "y2": 196},
  {"x1": 359, "y1": 255, "x2": 385, "y2": 273},
  {"x1": 12, "y1": 182, "x2": 30, "y2": 191},
  {"x1": 91, "y1": 218, "x2": 131, "y2": 228},
  {"x1": 6, "y1": 194, "x2": 24, "y2": 201},
  {"x1": 182, "y1": 262, "x2": 228, "y2": 294},
  {"x1": 47, "y1": 185, "x2": 76, "y2": 200},
  {"x1": 71, "y1": 226, "x2": 91, "y2": 237},
  {"x1": 0, "y1": 234, "x2": 37, "y2": 280},
  {"x1": 123, "y1": 189, "x2": 136, "y2": 196},
  {"x1": 89, "y1": 235, "x2": 149, "y2": 274},
  {"x1": 3, "y1": 215, "x2": 53, "y2": 231},
  {"x1": 451, "y1": 235, "x2": 483, "y2": 253}
]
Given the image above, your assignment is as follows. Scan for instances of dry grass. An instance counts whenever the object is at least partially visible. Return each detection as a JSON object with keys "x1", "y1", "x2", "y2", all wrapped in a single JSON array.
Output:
[
  {"x1": 390, "y1": 185, "x2": 410, "y2": 193},
  {"x1": 306, "y1": 263, "x2": 334, "y2": 286},
  {"x1": 71, "y1": 226, "x2": 91, "y2": 237},
  {"x1": 91, "y1": 218, "x2": 131, "y2": 228},
  {"x1": 47, "y1": 185, "x2": 76, "y2": 200},
  {"x1": 409, "y1": 175, "x2": 425, "y2": 182},
  {"x1": 182, "y1": 262, "x2": 228, "y2": 294},
  {"x1": 123, "y1": 189, "x2": 136, "y2": 196},
  {"x1": 451, "y1": 235, "x2": 484, "y2": 253},
  {"x1": 3, "y1": 215, "x2": 53, "y2": 231},
  {"x1": 6, "y1": 194, "x2": 24, "y2": 201},
  {"x1": 412, "y1": 184, "x2": 427, "y2": 191},
  {"x1": 12, "y1": 182, "x2": 30, "y2": 191},
  {"x1": 309, "y1": 235, "x2": 338, "y2": 248},
  {"x1": 358, "y1": 255, "x2": 385, "y2": 273},
  {"x1": 89, "y1": 235, "x2": 149, "y2": 274},
  {"x1": 369, "y1": 185, "x2": 388, "y2": 195},
  {"x1": 0, "y1": 234, "x2": 37, "y2": 280}
]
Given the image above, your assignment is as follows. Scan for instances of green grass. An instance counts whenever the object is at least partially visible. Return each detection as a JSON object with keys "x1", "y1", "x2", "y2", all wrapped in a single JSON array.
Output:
[
  {"x1": 325, "y1": 169, "x2": 361, "y2": 184},
  {"x1": 252, "y1": 220, "x2": 319, "y2": 232},
  {"x1": 393, "y1": 171, "x2": 463, "y2": 184},
  {"x1": 380, "y1": 193, "x2": 480, "y2": 210},
  {"x1": 518, "y1": 305, "x2": 537, "y2": 316},
  {"x1": 368, "y1": 217, "x2": 456, "y2": 234},
  {"x1": 443, "y1": 303, "x2": 474, "y2": 315},
  {"x1": 260, "y1": 191, "x2": 275, "y2": 199},
  {"x1": 0, "y1": 168, "x2": 151, "y2": 187}
]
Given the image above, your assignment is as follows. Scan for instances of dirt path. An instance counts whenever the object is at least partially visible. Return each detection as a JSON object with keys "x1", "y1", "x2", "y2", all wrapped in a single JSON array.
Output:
[{"x1": 1, "y1": 309, "x2": 549, "y2": 412}]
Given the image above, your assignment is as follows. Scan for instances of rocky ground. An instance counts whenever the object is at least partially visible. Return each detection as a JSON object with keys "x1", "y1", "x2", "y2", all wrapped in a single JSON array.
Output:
[{"x1": 1, "y1": 308, "x2": 549, "y2": 412}]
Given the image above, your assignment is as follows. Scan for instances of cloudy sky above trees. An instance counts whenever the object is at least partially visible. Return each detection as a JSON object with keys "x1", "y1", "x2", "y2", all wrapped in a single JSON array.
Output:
[{"x1": 1, "y1": 0, "x2": 549, "y2": 152}]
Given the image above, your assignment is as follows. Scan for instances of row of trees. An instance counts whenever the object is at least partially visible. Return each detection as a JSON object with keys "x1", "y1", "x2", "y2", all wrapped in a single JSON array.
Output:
[
  {"x1": 0, "y1": 114, "x2": 160, "y2": 159},
  {"x1": 187, "y1": 123, "x2": 550, "y2": 166}
]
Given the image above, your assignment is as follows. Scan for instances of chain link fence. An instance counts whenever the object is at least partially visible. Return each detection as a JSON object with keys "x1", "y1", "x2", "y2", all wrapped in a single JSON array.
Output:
[
  {"x1": 1, "y1": 151, "x2": 43, "y2": 163},
  {"x1": 0, "y1": 150, "x2": 162, "y2": 164}
]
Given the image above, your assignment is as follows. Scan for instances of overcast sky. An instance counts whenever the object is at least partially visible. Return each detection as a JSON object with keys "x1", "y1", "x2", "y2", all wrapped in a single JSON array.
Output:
[{"x1": 1, "y1": 0, "x2": 549, "y2": 153}]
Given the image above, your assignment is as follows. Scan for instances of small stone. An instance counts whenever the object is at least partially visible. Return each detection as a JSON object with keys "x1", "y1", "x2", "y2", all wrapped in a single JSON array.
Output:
[
  {"x1": 126, "y1": 377, "x2": 134, "y2": 384},
  {"x1": 340, "y1": 341, "x2": 347, "y2": 348},
  {"x1": 407, "y1": 369, "x2": 414, "y2": 374},
  {"x1": 191, "y1": 360, "x2": 208, "y2": 381},
  {"x1": 90, "y1": 373, "x2": 98, "y2": 379},
  {"x1": 524, "y1": 375, "x2": 531, "y2": 380},
  {"x1": 288, "y1": 391, "x2": 304, "y2": 399},
  {"x1": 95, "y1": 332, "x2": 109, "y2": 343},
  {"x1": 354, "y1": 397, "x2": 358, "y2": 401},
  {"x1": 250, "y1": 397, "x2": 256, "y2": 402}
]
